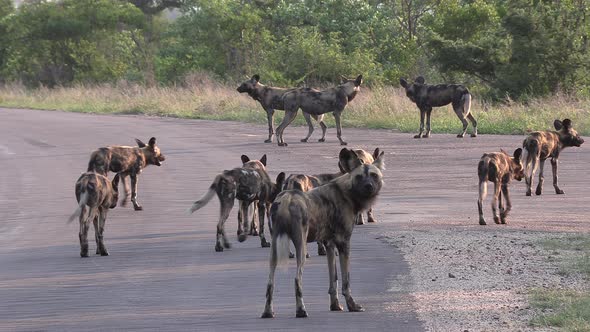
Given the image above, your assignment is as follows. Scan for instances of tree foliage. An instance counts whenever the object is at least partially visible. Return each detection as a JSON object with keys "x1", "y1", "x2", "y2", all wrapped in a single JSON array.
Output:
[{"x1": 1, "y1": 0, "x2": 589, "y2": 100}]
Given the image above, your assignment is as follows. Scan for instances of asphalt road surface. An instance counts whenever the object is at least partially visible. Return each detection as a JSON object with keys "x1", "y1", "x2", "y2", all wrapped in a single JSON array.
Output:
[
  {"x1": 0, "y1": 108, "x2": 423, "y2": 331},
  {"x1": 2, "y1": 108, "x2": 588, "y2": 331}
]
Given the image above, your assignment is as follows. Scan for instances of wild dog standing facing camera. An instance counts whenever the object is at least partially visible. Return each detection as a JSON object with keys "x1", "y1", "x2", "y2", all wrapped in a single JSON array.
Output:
[
  {"x1": 276, "y1": 75, "x2": 363, "y2": 146},
  {"x1": 522, "y1": 119, "x2": 584, "y2": 196},
  {"x1": 477, "y1": 149, "x2": 524, "y2": 225},
  {"x1": 400, "y1": 76, "x2": 477, "y2": 138},
  {"x1": 87, "y1": 137, "x2": 165, "y2": 211},
  {"x1": 68, "y1": 172, "x2": 119, "y2": 257},
  {"x1": 237, "y1": 75, "x2": 327, "y2": 143},
  {"x1": 261, "y1": 148, "x2": 385, "y2": 319},
  {"x1": 188, "y1": 154, "x2": 285, "y2": 252}
]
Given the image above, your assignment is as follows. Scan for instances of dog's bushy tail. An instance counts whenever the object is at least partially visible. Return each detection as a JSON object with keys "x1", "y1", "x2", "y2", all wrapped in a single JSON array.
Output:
[
  {"x1": 462, "y1": 93, "x2": 472, "y2": 117},
  {"x1": 275, "y1": 234, "x2": 291, "y2": 268},
  {"x1": 522, "y1": 138, "x2": 539, "y2": 179},
  {"x1": 68, "y1": 191, "x2": 88, "y2": 224},
  {"x1": 188, "y1": 182, "x2": 217, "y2": 214},
  {"x1": 478, "y1": 157, "x2": 490, "y2": 201},
  {"x1": 188, "y1": 171, "x2": 238, "y2": 215}
]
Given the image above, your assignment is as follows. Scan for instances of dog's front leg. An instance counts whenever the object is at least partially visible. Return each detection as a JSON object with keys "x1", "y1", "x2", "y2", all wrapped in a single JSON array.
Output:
[
  {"x1": 333, "y1": 111, "x2": 347, "y2": 145},
  {"x1": 326, "y1": 243, "x2": 343, "y2": 311},
  {"x1": 265, "y1": 109, "x2": 275, "y2": 143},
  {"x1": 500, "y1": 183, "x2": 511, "y2": 224},
  {"x1": 130, "y1": 174, "x2": 142, "y2": 211},
  {"x1": 337, "y1": 241, "x2": 364, "y2": 312},
  {"x1": 237, "y1": 200, "x2": 249, "y2": 242},
  {"x1": 258, "y1": 202, "x2": 270, "y2": 247},
  {"x1": 535, "y1": 159, "x2": 546, "y2": 195},
  {"x1": 424, "y1": 108, "x2": 432, "y2": 138},
  {"x1": 551, "y1": 158, "x2": 565, "y2": 194},
  {"x1": 415, "y1": 108, "x2": 425, "y2": 138},
  {"x1": 119, "y1": 173, "x2": 130, "y2": 207},
  {"x1": 79, "y1": 214, "x2": 90, "y2": 258}
]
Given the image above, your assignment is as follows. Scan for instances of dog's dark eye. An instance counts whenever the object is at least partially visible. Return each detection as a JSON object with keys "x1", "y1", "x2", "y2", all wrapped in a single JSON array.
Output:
[
  {"x1": 355, "y1": 174, "x2": 363, "y2": 181},
  {"x1": 370, "y1": 173, "x2": 379, "y2": 180}
]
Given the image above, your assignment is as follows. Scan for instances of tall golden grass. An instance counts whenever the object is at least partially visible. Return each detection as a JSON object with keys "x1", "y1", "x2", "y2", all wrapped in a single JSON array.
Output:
[{"x1": 1, "y1": 81, "x2": 589, "y2": 135}]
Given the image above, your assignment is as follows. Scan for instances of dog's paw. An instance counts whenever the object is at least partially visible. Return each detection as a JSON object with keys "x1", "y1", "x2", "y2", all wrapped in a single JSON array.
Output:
[
  {"x1": 300, "y1": 138, "x2": 308, "y2": 143},
  {"x1": 471, "y1": 133, "x2": 477, "y2": 137},
  {"x1": 330, "y1": 302, "x2": 344, "y2": 311},
  {"x1": 295, "y1": 308, "x2": 308, "y2": 318},
  {"x1": 261, "y1": 311, "x2": 275, "y2": 319},
  {"x1": 289, "y1": 252, "x2": 295, "y2": 259},
  {"x1": 413, "y1": 134, "x2": 422, "y2": 139},
  {"x1": 556, "y1": 189, "x2": 565, "y2": 195},
  {"x1": 457, "y1": 134, "x2": 465, "y2": 138},
  {"x1": 318, "y1": 138, "x2": 325, "y2": 142},
  {"x1": 238, "y1": 233, "x2": 247, "y2": 242},
  {"x1": 215, "y1": 243, "x2": 224, "y2": 252},
  {"x1": 133, "y1": 205, "x2": 143, "y2": 211},
  {"x1": 264, "y1": 139, "x2": 272, "y2": 143},
  {"x1": 493, "y1": 216, "x2": 501, "y2": 224},
  {"x1": 261, "y1": 239, "x2": 271, "y2": 248}
]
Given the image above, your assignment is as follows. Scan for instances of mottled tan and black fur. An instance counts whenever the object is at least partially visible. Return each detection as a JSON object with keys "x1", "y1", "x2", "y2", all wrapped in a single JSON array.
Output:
[
  {"x1": 67, "y1": 172, "x2": 120, "y2": 257},
  {"x1": 275, "y1": 75, "x2": 363, "y2": 146},
  {"x1": 188, "y1": 154, "x2": 286, "y2": 252},
  {"x1": 261, "y1": 148, "x2": 385, "y2": 318},
  {"x1": 477, "y1": 149, "x2": 524, "y2": 225},
  {"x1": 87, "y1": 137, "x2": 165, "y2": 211},
  {"x1": 522, "y1": 119, "x2": 584, "y2": 196},
  {"x1": 400, "y1": 76, "x2": 476, "y2": 138},
  {"x1": 237, "y1": 75, "x2": 327, "y2": 143}
]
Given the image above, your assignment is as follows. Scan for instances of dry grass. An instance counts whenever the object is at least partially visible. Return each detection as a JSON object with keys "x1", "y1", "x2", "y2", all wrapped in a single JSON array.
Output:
[{"x1": 1, "y1": 81, "x2": 589, "y2": 135}]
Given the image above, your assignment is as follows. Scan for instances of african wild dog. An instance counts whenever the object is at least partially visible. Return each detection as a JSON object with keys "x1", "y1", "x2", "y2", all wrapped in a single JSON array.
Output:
[
  {"x1": 275, "y1": 75, "x2": 363, "y2": 146},
  {"x1": 67, "y1": 172, "x2": 120, "y2": 257},
  {"x1": 477, "y1": 148, "x2": 524, "y2": 225},
  {"x1": 400, "y1": 76, "x2": 477, "y2": 138},
  {"x1": 261, "y1": 148, "x2": 385, "y2": 318},
  {"x1": 87, "y1": 137, "x2": 165, "y2": 211},
  {"x1": 237, "y1": 74, "x2": 327, "y2": 143},
  {"x1": 188, "y1": 154, "x2": 286, "y2": 252},
  {"x1": 522, "y1": 119, "x2": 584, "y2": 196}
]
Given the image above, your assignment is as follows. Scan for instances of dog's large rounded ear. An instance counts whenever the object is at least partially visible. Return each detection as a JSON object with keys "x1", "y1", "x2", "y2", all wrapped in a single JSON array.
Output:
[
  {"x1": 339, "y1": 148, "x2": 361, "y2": 172},
  {"x1": 148, "y1": 137, "x2": 156, "y2": 147},
  {"x1": 399, "y1": 78, "x2": 408, "y2": 88},
  {"x1": 415, "y1": 76, "x2": 425, "y2": 84},
  {"x1": 554, "y1": 119, "x2": 564, "y2": 130},
  {"x1": 372, "y1": 148, "x2": 381, "y2": 160},
  {"x1": 276, "y1": 172, "x2": 286, "y2": 186},
  {"x1": 111, "y1": 173, "x2": 120, "y2": 191},
  {"x1": 252, "y1": 74, "x2": 260, "y2": 82},
  {"x1": 260, "y1": 154, "x2": 267, "y2": 166},
  {"x1": 513, "y1": 148, "x2": 523, "y2": 161},
  {"x1": 241, "y1": 155, "x2": 250, "y2": 164},
  {"x1": 562, "y1": 119, "x2": 572, "y2": 130},
  {"x1": 135, "y1": 138, "x2": 146, "y2": 148},
  {"x1": 373, "y1": 150, "x2": 386, "y2": 170},
  {"x1": 354, "y1": 75, "x2": 363, "y2": 87}
]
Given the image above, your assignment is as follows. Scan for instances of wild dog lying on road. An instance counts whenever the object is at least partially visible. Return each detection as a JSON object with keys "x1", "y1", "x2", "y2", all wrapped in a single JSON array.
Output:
[
  {"x1": 237, "y1": 74, "x2": 327, "y2": 143},
  {"x1": 522, "y1": 119, "x2": 584, "y2": 196},
  {"x1": 188, "y1": 154, "x2": 286, "y2": 252},
  {"x1": 68, "y1": 172, "x2": 120, "y2": 257},
  {"x1": 275, "y1": 75, "x2": 363, "y2": 146},
  {"x1": 87, "y1": 137, "x2": 165, "y2": 211},
  {"x1": 400, "y1": 76, "x2": 477, "y2": 138},
  {"x1": 477, "y1": 148, "x2": 524, "y2": 225},
  {"x1": 261, "y1": 148, "x2": 385, "y2": 318}
]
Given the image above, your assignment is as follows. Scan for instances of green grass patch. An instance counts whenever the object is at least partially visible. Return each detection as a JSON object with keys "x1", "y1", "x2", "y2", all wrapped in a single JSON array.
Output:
[
  {"x1": 1, "y1": 82, "x2": 590, "y2": 135},
  {"x1": 530, "y1": 235, "x2": 590, "y2": 331}
]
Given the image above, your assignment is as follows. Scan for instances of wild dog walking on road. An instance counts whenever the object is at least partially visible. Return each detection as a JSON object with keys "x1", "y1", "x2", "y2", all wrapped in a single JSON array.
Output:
[
  {"x1": 477, "y1": 148, "x2": 524, "y2": 225},
  {"x1": 522, "y1": 119, "x2": 584, "y2": 196},
  {"x1": 261, "y1": 148, "x2": 385, "y2": 318},
  {"x1": 275, "y1": 75, "x2": 363, "y2": 146},
  {"x1": 237, "y1": 75, "x2": 327, "y2": 143},
  {"x1": 400, "y1": 76, "x2": 477, "y2": 138},
  {"x1": 87, "y1": 137, "x2": 165, "y2": 211},
  {"x1": 188, "y1": 154, "x2": 286, "y2": 252},
  {"x1": 68, "y1": 172, "x2": 120, "y2": 257}
]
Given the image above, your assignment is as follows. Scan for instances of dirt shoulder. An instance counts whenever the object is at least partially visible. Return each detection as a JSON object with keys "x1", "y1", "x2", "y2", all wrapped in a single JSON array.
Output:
[{"x1": 382, "y1": 227, "x2": 589, "y2": 332}]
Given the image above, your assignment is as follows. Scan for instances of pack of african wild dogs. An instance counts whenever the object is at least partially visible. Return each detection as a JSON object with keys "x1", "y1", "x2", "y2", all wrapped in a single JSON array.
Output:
[{"x1": 69, "y1": 74, "x2": 584, "y2": 319}]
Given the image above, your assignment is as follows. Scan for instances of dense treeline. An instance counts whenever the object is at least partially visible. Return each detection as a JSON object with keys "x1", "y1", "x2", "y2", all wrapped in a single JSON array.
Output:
[{"x1": 0, "y1": 0, "x2": 588, "y2": 100}]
